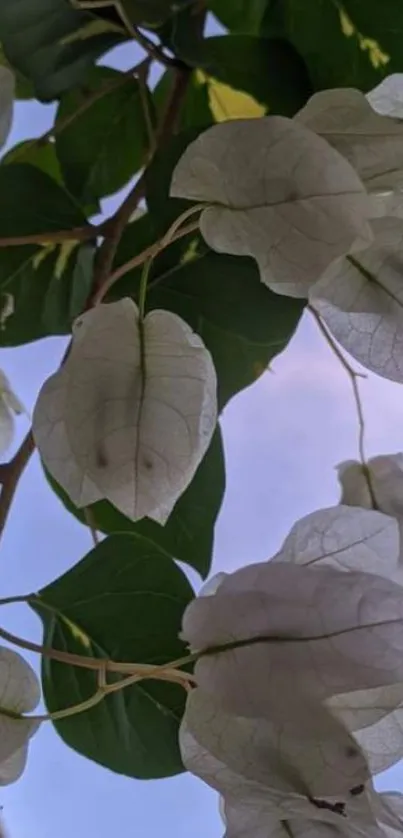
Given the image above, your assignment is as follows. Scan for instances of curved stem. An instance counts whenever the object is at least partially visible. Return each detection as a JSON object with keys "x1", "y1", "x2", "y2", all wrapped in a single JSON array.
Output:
[
  {"x1": 98, "y1": 217, "x2": 201, "y2": 304},
  {"x1": 308, "y1": 305, "x2": 378, "y2": 508}
]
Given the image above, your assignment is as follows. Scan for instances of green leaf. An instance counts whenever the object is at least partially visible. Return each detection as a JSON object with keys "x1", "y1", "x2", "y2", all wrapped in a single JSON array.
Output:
[
  {"x1": 147, "y1": 252, "x2": 304, "y2": 408},
  {"x1": 2, "y1": 140, "x2": 63, "y2": 184},
  {"x1": 156, "y1": 1, "x2": 205, "y2": 64},
  {"x1": 261, "y1": 0, "x2": 401, "y2": 91},
  {"x1": 146, "y1": 128, "x2": 208, "y2": 230},
  {"x1": 154, "y1": 70, "x2": 213, "y2": 132},
  {"x1": 0, "y1": 164, "x2": 87, "y2": 237},
  {"x1": 0, "y1": 44, "x2": 34, "y2": 99},
  {"x1": 55, "y1": 67, "x2": 152, "y2": 206},
  {"x1": 45, "y1": 426, "x2": 224, "y2": 578},
  {"x1": 79, "y1": 0, "x2": 193, "y2": 29},
  {"x1": 111, "y1": 218, "x2": 304, "y2": 407},
  {"x1": 0, "y1": 0, "x2": 126, "y2": 101},
  {"x1": 208, "y1": 0, "x2": 268, "y2": 33},
  {"x1": 30, "y1": 533, "x2": 194, "y2": 779},
  {"x1": 0, "y1": 241, "x2": 95, "y2": 345},
  {"x1": 196, "y1": 35, "x2": 312, "y2": 116}
]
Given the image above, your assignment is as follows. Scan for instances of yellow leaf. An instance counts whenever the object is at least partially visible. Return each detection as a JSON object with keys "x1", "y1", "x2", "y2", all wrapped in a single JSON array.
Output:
[{"x1": 197, "y1": 71, "x2": 266, "y2": 122}]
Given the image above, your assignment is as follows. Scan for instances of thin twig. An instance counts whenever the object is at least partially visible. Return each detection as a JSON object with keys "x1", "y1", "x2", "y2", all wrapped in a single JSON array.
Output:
[
  {"x1": 94, "y1": 217, "x2": 200, "y2": 304},
  {"x1": 0, "y1": 226, "x2": 97, "y2": 248},
  {"x1": 131, "y1": 25, "x2": 186, "y2": 69},
  {"x1": 309, "y1": 304, "x2": 378, "y2": 508},
  {"x1": 0, "y1": 431, "x2": 35, "y2": 539},
  {"x1": 0, "y1": 620, "x2": 194, "y2": 683}
]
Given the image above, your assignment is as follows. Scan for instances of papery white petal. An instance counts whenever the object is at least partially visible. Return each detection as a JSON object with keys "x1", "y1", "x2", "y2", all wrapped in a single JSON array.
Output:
[
  {"x1": 182, "y1": 562, "x2": 403, "y2": 721},
  {"x1": 33, "y1": 299, "x2": 217, "y2": 524},
  {"x1": 272, "y1": 504, "x2": 400, "y2": 581},
  {"x1": 171, "y1": 117, "x2": 372, "y2": 298},
  {"x1": 0, "y1": 744, "x2": 29, "y2": 786},
  {"x1": 338, "y1": 455, "x2": 403, "y2": 520},
  {"x1": 296, "y1": 87, "x2": 403, "y2": 192},
  {"x1": 0, "y1": 398, "x2": 14, "y2": 456},
  {"x1": 310, "y1": 217, "x2": 403, "y2": 384},
  {"x1": 0, "y1": 646, "x2": 40, "y2": 770},
  {"x1": 199, "y1": 573, "x2": 228, "y2": 598},
  {"x1": 180, "y1": 689, "x2": 370, "y2": 802},
  {"x1": 367, "y1": 75, "x2": 403, "y2": 119}
]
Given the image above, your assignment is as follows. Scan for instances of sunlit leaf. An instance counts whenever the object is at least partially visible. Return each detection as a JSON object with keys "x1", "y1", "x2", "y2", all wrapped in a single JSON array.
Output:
[
  {"x1": 33, "y1": 298, "x2": 217, "y2": 523},
  {"x1": 170, "y1": 117, "x2": 373, "y2": 298}
]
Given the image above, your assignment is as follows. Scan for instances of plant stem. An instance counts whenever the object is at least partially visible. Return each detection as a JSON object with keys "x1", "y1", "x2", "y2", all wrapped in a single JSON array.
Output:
[
  {"x1": 0, "y1": 226, "x2": 97, "y2": 248},
  {"x1": 98, "y1": 216, "x2": 201, "y2": 302},
  {"x1": 308, "y1": 305, "x2": 378, "y2": 509}
]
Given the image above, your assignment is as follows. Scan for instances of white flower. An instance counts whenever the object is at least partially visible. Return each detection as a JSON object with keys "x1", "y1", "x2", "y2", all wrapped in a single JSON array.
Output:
[
  {"x1": 0, "y1": 369, "x2": 26, "y2": 456},
  {"x1": 181, "y1": 687, "x2": 403, "y2": 838},
  {"x1": 0, "y1": 646, "x2": 41, "y2": 785}
]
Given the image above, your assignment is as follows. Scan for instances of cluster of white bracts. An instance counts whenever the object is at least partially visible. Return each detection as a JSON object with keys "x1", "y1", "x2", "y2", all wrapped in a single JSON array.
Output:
[
  {"x1": 179, "y1": 467, "x2": 403, "y2": 838},
  {"x1": 171, "y1": 74, "x2": 403, "y2": 387},
  {"x1": 0, "y1": 646, "x2": 40, "y2": 785}
]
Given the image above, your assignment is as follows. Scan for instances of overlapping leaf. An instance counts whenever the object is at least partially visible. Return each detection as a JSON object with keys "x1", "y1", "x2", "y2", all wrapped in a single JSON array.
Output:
[
  {"x1": 296, "y1": 87, "x2": 403, "y2": 192},
  {"x1": 181, "y1": 689, "x2": 370, "y2": 803},
  {"x1": 33, "y1": 298, "x2": 217, "y2": 523},
  {"x1": 30, "y1": 533, "x2": 194, "y2": 778},
  {"x1": 45, "y1": 427, "x2": 225, "y2": 579},
  {"x1": 271, "y1": 504, "x2": 401, "y2": 582},
  {"x1": 367, "y1": 74, "x2": 403, "y2": 118},
  {"x1": 0, "y1": 242, "x2": 95, "y2": 346},
  {"x1": 181, "y1": 560, "x2": 403, "y2": 724},
  {"x1": 338, "y1": 454, "x2": 403, "y2": 522},
  {"x1": 0, "y1": 0, "x2": 126, "y2": 101},
  {"x1": 310, "y1": 217, "x2": 403, "y2": 384},
  {"x1": 55, "y1": 67, "x2": 152, "y2": 206},
  {"x1": 0, "y1": 646, "x2": 40, "y2": 785},
  {"x1": 170, "y1": 117, "x2": 373, "y2": 298}
]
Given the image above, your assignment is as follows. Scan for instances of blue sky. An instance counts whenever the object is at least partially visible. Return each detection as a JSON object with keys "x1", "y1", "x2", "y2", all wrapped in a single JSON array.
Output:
[{"x1": 0, "y1": 22, "x2": 402, "y2": 838}]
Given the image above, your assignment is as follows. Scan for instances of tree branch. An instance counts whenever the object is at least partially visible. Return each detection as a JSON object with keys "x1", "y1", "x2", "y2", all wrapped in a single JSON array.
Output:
[
  {"x1": 0, "y1": 54, "x2": 194, "y2": 541},
  {"x1": 89, "y1": 63, "x2": 192, "y2": 305},
  {"x1": 0, "y1": 430, "x2": 35, "y2": 538}
]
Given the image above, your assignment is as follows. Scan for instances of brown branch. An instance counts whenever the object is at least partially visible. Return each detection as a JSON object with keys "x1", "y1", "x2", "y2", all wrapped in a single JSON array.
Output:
[
  {"x1": 131, "y1": 26, "x2": 186, "y2": 69},
  {"x1": 89, "y1": 63, "x2": 192, "y2": 306},
  {"x1": 0, "y1": 431, "x2": 35, "y2": 538},
  {"x1": 93, "y1": 217, "x2": 200, "y2": 304}
]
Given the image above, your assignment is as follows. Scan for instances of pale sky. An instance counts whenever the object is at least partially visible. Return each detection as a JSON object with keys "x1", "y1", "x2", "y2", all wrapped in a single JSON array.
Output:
[{"x1": 0, "y1": 24, "x2": 402, "y2": 838}]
